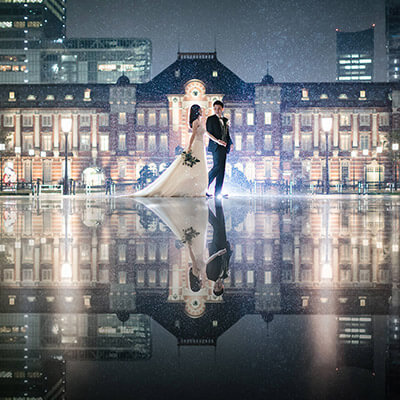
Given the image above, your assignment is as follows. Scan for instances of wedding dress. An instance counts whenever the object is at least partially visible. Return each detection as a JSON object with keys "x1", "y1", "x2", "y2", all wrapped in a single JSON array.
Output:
[{"x1": 132, "y1": 124, "x2": 208, "y2": 197}]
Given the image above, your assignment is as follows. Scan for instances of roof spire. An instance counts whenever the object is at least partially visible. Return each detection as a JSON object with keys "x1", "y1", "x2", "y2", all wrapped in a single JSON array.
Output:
[
  {"x1": 178, "y1": 37, "x2": 181, "y2": 54},
  {"x1": 214, "y1": 34, "x2": 217, "y2": 53},
  {"x1": 267, "y1": 60, "x2": 270, "y2": 75}
]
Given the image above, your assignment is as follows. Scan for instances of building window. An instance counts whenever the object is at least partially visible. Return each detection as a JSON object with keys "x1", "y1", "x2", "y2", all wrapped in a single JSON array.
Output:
[
  {"x1": 282, "y1": 114, "x2": 292, "y2": 126},
  {"x1": 360, "y1": 114, "x2": 370, "y2": 126},
  {"x1": 136, "y1": 134, "x2": 145, "y2": 151},
  {"x1": 42, "y1": 115, "x2": 52, "y2": 127},
  {"x1": 301, "y1": 114, "x2": 312, "y2": 127},
  {"x1": 264, "y1": 134, "x2": 272, "y2": 150},
  {"x1": 160, "y1": 134, "x2": 168, "y2": 151},
  {"x1": 175, "y1": 69, "x2": 180, "y2": 78},
  {"x1": 80, "y1": 133, "x2": 90, "y2": 151},
  {"x1": 80, "y1": 115, "x2": 91, "y2": 127},
  {"x1": 45, "y1": 94, "x2": 55, "y2": 101},
  {"x1": 301, "y1": 133, "x2": 312, "y2": 151},
  {"x1": 118, "y1": 112, "x2": 127, "y2": 125},
  {"x1": 359, "y1": 90, "x2": 366, "y2": 99},
  {"x1": 118, "y1": 133, "x2": 126, "y2": 151},
  {"x1": 118, "y1": 245, "x2": 127, "y2": 263},
  {"x1": 148, "y1": 111, "x2": 156, "y2": 126},
  {"x1": 60, "y1": 134, "x2": 72, "y2": 151},
  {"x1": 42, "y1": 134, "x2": 52, "y2": 151},
  {"x1": 301, "y1": 89, "x2": 309, "y2": 100},
  {"x1": 264, "y1": 161, "x2": 272, "y2": 179},
  {"x1": 3, "y1": 115, "x2": 14, "y2": 127},
  {"x1": 148, "y1": 135, "x2": 156, "y2": 151},
  {"x1": 84, "y1": 88, "x2": 91, "y2": 101},
  {"x1": 282, "y1": 135, "x2": 292, "y2": 151},
  {"x1": 8, "y1": 91, "x2": 15, "y2": 102},
  {"x1": 212, "y1": 70, "x2": 218, "y2": 77},
  {"x1": 99, "y1": 243, "x2": 109, "y2": 261},
  {"x1": 379, "y1": 113, "x2": 389, "y2": 126},
  {"x1": 160, "y1": 110, "x2": 168, "y2": 127},
  {"x1": 340, "y1": 114, "x2": 350, "y2": 126},
  {"x1": 247, "y1": 134, "x2": 254, "y2": 150},
  {"x1": 22, "y1": 134, "x2": 33, "y2": 151},
  {"x1": 235, "y1": 111, "x2": 242, "y2": 126},
  {"x1": 360, "y1": 134, "x2": 369, "y2": 150},
  {"x1": 247, "y1": 111, "x2": 254, "y2": 126},
  {"x1": 234, "y1": 135, "x2": 242, "y2": 151},
  {"x1": 99, "y1": 114, "x2": 109, "y2": 126},
  {"x1": 99, "y1": 135, "x2": 109, "y2": 151},
  {"x1": 137, "y1": 110, "x2": 145, "y2": 126},
  {"x1": 119, "y1": 162, "x2": 126, "y2": 178},
  {"x1": 340, "y1": 134, "x2": 351, "y2": 151},
  {"x1": 264, "y1": 112, "x2": 272, "y2": 125},
  {"x1": 22, "y1": 115, "x2": 33, "y2": 127}
]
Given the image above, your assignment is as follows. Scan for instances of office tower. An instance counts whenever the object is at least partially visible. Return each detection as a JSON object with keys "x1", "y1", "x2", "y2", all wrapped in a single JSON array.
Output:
[{"x1": 386, "y1": 0, "x2": 400, "y2": 81}]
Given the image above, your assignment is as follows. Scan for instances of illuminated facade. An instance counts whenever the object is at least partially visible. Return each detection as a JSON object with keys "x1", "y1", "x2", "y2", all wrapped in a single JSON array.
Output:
[
  {"x1": 336, "y1": 27, "x2": 374, "y2": 82},
  {"x1": 386, "y1": 0, "x2": 400, "y2": 82},
  {"x1": 0, "y1": 51, "x2": 399, "y2": 188}
]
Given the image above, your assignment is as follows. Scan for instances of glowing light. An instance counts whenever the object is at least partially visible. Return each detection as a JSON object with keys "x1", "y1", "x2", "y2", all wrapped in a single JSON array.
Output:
[
  {"x1": 321, "y1": 117, "x2": 333, "y2": 132},
  {"x1": 61, "y1": 117, "x2": 72, "y2": 133},
  {"x1": 61, "y1": 262, "x2": 72, "y2": 279},
  {"x1": 392, "y1": 143, "x2": 399, "y2": 151},
  {"x1": 321, "y1": 263, "x2": 333, "y2": 280}
]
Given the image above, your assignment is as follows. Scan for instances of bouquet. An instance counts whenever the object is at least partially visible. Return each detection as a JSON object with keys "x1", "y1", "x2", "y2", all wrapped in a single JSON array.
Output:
[
  {"x1": 181, "y1": 227, "x2": 200, "y2": 245},
  {"x1": 181, "y1": 150, "x2": 200, "y2": 168}
]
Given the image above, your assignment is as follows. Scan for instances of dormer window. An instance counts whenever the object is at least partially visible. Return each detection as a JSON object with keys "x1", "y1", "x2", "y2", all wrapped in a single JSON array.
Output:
[
  {"x1": 320, "y1": 94, "x2": 328, "y2": 99},
  {"x1": 212, "y1": 70, "x2": 218, "y2": 78},
  {"x1": 65, "y1": 94, "x2": 73, "y2": 101},
  {"x1": 46, "y1": 94, "x2": 55, "y2": 101},
  {"x1": 338, "y1": 93, "x2": 348, "y2": 100},
  {"x1": 8, "y1": 91, "x2": 15, "y2": 102},
  {"x1": 301, "y1": 89, "x2": 309, "y2": 101},
  {"x1": 84, "y1": 88, "x2": 91, "y2": 101},
  {"x1": 175, "y1": 69, "x2": 180, "y2": 78},
  {"x1": 27, "y1": 94, "x2": 36, "y2": 101},
  {"x1": 359, "y1": 90, "x2": 366, "y2": 100}
]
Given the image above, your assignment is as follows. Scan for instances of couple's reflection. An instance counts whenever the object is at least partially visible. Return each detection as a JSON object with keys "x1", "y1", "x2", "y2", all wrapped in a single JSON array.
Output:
[{"x1": 134, "y1": 198, "x2": 232, "y2": 298}]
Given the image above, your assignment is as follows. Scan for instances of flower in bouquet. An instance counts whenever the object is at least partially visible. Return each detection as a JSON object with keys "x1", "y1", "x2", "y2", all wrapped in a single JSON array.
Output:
[
  {"x1": 181, "y1": 227, "x2": 200, "y2": 245},
  {"x1": 181, "y1": 150, "x2": 200, "y2": 168}
]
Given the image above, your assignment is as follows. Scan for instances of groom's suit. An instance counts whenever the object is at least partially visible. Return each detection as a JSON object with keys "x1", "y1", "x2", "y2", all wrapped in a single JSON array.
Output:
[{"x1": 207, "y1": 114, "x2": 232, "y2": 196}]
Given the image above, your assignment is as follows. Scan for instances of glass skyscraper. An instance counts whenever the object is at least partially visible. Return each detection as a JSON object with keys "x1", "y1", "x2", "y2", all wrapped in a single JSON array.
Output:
[{"x1": 386, "y1": 0, "x2": 400, "y2": 81}]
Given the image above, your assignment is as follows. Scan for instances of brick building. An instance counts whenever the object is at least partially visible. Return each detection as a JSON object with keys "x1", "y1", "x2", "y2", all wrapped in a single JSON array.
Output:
[{"x1": 0, "y1": 51, "x2": 399, "y2": 190}]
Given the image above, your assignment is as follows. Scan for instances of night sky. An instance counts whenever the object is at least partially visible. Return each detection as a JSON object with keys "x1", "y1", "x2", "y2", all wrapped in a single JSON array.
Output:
[{"x1": 67, "y1": 0, "x2": 386, "y2": 83}]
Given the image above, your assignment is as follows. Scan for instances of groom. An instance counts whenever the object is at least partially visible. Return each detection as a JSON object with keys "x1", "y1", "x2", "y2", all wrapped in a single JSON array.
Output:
[{"x1": 207, "y1": 100, "x2": 233, "y2": 197}]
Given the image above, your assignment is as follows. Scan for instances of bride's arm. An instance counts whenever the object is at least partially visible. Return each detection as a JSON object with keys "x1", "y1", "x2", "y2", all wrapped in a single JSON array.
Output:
[{"x1": 187, "y1": 121, "x2": 198, "y2": 151}]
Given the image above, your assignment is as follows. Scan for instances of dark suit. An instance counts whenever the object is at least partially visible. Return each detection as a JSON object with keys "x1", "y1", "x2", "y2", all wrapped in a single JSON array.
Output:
[
  {"x1": 207, "y1": 114, "x2": 233, "y2": 196},
  {"x1": 207, "y1": 200, "x2": 232, "y2": 282}
]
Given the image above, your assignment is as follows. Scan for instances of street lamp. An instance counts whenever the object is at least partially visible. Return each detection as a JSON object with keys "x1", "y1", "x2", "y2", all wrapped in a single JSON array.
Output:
[
  {"x1": 377, "y1": 146, "x2": 383, "y2": 190},
  {"x1": 61, "y1": 117, "x2": 72, "y2": 195},
  {"x1": 351, "y1": 150, "x2": 357, "y2": 190},
  {"x1": 0, "y1": 143, "x2": 5, "y2": 192},
  {"x1": 321, "y1": 116, "x2": 333, "y2": 194},
  {"x1": 392, "y1": 143, "x2": 399, "y2": 191},
  {"x1": 362, "y1": 149, "x2": 369, "y2": 188}
]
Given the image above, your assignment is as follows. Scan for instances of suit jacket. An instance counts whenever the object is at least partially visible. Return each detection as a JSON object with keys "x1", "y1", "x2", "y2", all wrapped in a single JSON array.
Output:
[{"x1": 206, "y1": 114, "x2": 233, "y2": 154}]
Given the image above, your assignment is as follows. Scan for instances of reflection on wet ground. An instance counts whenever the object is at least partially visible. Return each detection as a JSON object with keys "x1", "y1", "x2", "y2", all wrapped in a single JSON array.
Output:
[{"x1": 0, "y1": 196, "x2": 399, "y2": 399}]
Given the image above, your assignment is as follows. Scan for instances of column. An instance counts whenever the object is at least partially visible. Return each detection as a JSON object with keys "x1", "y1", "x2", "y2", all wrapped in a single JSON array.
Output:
[
  {"x1": 294, "y1": 236, "x2": 300, "y2": 282},
  {"x1": 372, "y1": 114, "x2": 378, "y2": 148},
  {"x1": 91, "y1": 114, "x2": 98, "y2": 162},
  {"x1": 15, "y1": 114, "x2": 21, "y2": 148},
  {"x1": 34, "y1": 114, "x2": 40, "y2": 149},
  {"x1": 313, "y1": 113, "x2": 319, "y2": 148},
  {"x1": 72, "y1": 114, "x2": 78, "y2": 149},
  {"x1": 333, "y1": 114, "x2": 339, "y2": 147},
  {"x1": 91, "y1": 234, "x2": 98, "y2": 283},
  {"x1": 54, "y1": 114, "x2": 59, "y2": 149},
  {"x1": 294, "y1": 114, "x2": 300, "y2": 148},
  {"x1": 34, "y1": 243, "x2": 40, "y2": 283},
  {"x1": 352, "y1": 114, "x2": 358, "y2": 147}
]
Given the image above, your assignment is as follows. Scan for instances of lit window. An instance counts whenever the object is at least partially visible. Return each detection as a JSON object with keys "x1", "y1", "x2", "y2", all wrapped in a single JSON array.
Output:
[
  {"x1": 264, "y1": 112, "x2": 272, "y2": 125},
  {"x1": 235, "y1": 135, "x2": 242, "y2": 151},
  {"x1": 247, "y1": 111, "x2": 254, "y2": 126},
  {"x1": 148, "y1": 111, "x2": 156, "y2": 126},
  {"x1": 148, "y1": 135, "x2": 156, "y2": 151},
  {"x1": 340, "y1": 134, "x2": 351, "y2": 151},
  {"x1": 320, "y1": 94, "x2": 328, "y2": 99},
  {"x1": 42, "y1": 135, "x2": 52, "y2": 151},
  {"x1": 160, "y1": 110, "x2": 168, "y2": 127},
  {"x1": 99, "y1": 135, "x2": 109, "y2": 151},
  {"x1": 338, "y1": 93, "x2": 348, "y2": 100},
  {"x1": 175, "y1": 69, "x2": 180, "y2": 78},
  {"x1": 0, "y1": 21, "x2": 12, "y2": 28},
  {"x1": 137, "y1": 110, "x2": 145, "y2": 125},
  {"x1": 84, "y1": 88, "x2": 91, "y2": 101},
  {"x1": 27, "y1": 94, "x2": 36, "y2": 101},
  {"x1": 247, "y1": 135, "x2": 254, "y2": 150},
  {"x1": 45, "y1": 94, "x2": 55, "y2": 101},
  {"x1": 234, "y1": 111, "x2": 242, "y2": 126},
  {"x1": 212, "y1": 70, "x2": 218, "y2": 77},
  {"x1": 264, "y1": 134, "x2": 272, "y2": 150},
  {"x1": 118, "y1": 112, "x2": 126, "y2": 125},
  {"x1": 118, "y1": 133, "x2": 126, "y2": 151},
  {"x1": 136, "y1": 134, "x2": 144, "y2": 151},
  {"x1": 360, "y1": 114, "x2": 370, "y2": 126},
  {"x1": 379, "y1": 113, "x2": 389, "y2": 126},
  {"x1": 301, "y1": 114, "x2": 312, "y2": 126},
  {"x1": 80, "y1": 133, "x2": 90, "y2": 151},
  {"x1": 8, "y1": 91, "x2": 15, "y2": 101},
  {"x1": 22, "y1": 134, "x2": 33, "y2": 151},
  {"x1": 301, "y1": 89, "x2": 309, "y2": 100},
  {"x1": 340, "y1": 114, "x2": 350, "y2": 126},
  {"x1": 119, "y1": 162, "x2": 126, "y2": 178},
  {"x1": 160, "y1": 135, "x2": 168, "y2": 151},
  {"x1": 359, "y1": 90, "x2": 366, "y2": 99},
  {"x1": 282, "y1": 114, "x2": 292, "y2": 126},
  {"x1": 65, "y1": 94, "x2": 74, "y2": 100},
  {"x1": 99, "y1": 114, "x2": 109, "y2": 126}
]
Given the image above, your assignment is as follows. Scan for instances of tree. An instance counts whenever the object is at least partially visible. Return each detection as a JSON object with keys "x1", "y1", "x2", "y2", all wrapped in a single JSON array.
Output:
[{"x1": 0, "y1": 127, "x2": 11, "y2": 149}]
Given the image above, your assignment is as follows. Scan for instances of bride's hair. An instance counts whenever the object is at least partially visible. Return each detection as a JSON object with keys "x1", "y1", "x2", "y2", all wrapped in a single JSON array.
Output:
[{"x1": 189, "y1": 104, "x2": 201, "y2": 128}]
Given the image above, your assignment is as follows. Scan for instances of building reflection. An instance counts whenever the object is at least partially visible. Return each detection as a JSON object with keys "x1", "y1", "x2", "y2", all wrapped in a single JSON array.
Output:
[{"x1": 0, "y1": 197, "x2": 399, "y2": 398}]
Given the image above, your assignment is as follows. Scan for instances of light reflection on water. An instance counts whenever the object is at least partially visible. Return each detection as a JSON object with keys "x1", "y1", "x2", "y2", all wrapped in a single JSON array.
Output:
[{"x1": 0, "y1": 197, "x2": 399, "y2": 399}]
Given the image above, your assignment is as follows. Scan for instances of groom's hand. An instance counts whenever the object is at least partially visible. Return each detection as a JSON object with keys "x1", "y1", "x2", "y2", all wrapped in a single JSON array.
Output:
[{"x1": 218, "y1": 140, "x2": 227, "y2": 147}]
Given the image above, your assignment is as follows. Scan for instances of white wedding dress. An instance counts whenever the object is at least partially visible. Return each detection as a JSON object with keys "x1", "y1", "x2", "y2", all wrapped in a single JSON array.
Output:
[{"x1": 132, "y1": 124, "x2": 208, "y2": 197}]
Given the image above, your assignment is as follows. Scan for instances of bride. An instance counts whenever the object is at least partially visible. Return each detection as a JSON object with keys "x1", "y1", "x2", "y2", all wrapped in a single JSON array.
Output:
[{"x1": 132, "y1": 104, "x2": 226, "y2": 197}]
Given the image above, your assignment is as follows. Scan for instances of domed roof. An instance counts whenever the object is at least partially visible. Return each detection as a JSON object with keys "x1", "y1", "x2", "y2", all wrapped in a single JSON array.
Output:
[
  {"x1": 261, "y1": 73, "x2": 274, "y2": 84},
  {"x1": 116, "y1": 74, "x2": 130, "y2": 86}
]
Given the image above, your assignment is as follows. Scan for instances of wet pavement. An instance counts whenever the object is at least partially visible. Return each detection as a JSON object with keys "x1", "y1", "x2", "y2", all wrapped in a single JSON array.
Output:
[{"x1": 0, "y1": 196, "x2": 399, "y2": 400}]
